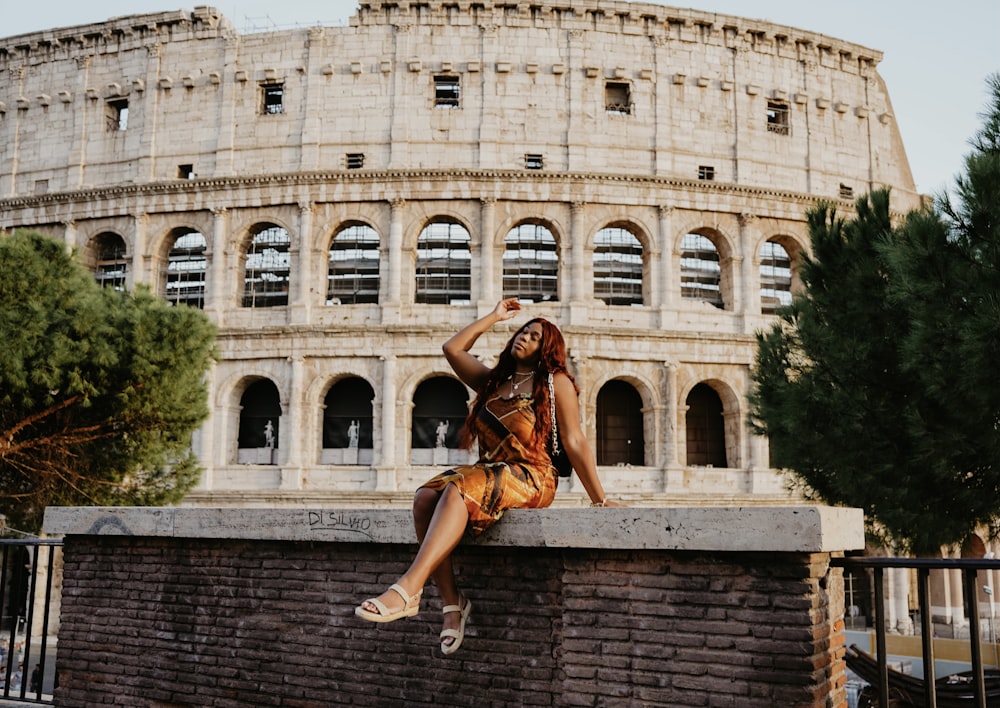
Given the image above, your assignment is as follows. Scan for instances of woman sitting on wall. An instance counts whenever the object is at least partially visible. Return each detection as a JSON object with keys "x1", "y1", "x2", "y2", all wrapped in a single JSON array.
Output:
[{"x1": 355, "y1": 298, "x2": 620, "y2": 654}]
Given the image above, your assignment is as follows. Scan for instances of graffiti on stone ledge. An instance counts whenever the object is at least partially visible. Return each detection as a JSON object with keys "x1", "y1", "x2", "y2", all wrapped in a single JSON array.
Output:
[{"x1": 307, "y1": 510, "x2": 375, "y2": 540}]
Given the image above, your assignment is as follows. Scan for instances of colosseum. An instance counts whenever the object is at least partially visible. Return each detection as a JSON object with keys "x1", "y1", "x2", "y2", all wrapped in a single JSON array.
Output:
[{"x1": 0, "y1": 2, "x2": 921, "y2": 510}]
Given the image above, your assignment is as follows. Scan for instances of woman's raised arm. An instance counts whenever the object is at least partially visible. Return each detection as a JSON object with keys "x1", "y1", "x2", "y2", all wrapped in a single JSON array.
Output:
[{"x1": 442, "y1": 298, "x2": 521, "y2": 390}]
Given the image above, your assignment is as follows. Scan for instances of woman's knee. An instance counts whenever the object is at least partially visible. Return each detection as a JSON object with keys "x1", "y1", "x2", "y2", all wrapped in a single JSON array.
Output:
[{"x1": 413, "y1": 487, "x2": 440, "y2": 521}]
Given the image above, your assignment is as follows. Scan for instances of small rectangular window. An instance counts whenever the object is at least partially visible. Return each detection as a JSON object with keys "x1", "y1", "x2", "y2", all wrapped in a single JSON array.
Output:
[
  {"x1": 261, "y1": 83, "x2": 284, "y2": 115},
  {"x1": 106, "y1": 98, "x2": 129, "y2": 131},
  {"x1": 698, "y1": 165, "x2": 715, "y2": 181},
  {"x1": 839, "y1": 183, "x2": 854, "y2": 200},
  {"x1": 524, "y1": 153, "x2": 543, "y2": 170},
  {"x1": 434, "y1": 75, "x2": 460, "y2": 108},
  {"x1": 346, "y1": 153, "x2": 365, "y2": 169},
  {"x1": 178, "y1": 164, "x2": 194, "y2": 179},
  {"x1": 766, "y1": 100, "x2": 790, "y2": 136},
  {"x1": 605, "y1": 81, "x2": 631, "y2": 115}
]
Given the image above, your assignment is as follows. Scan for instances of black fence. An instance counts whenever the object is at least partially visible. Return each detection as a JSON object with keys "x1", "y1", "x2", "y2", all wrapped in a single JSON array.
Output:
[
  {"x1": 0, "y1": 539, "x2": 61, "y2": 705},
  {"x1": 832, "y1": 556, "x2": 1000, "y2": 708}
]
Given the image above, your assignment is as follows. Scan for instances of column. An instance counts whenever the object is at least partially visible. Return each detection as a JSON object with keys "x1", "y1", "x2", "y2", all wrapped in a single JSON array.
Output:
[
  {"x1": 570, "y1": 202, "x2": 586, "y2": 301},
  {"x1": 892, "y1": 566, "x2": 914, "y2": 635},
  {"x1": 138, "y1": 43, "x2": 162, "y2": 182},
  {"x1": 568, "y1": 202, "x2": 588, "y2": 324},
  {"x1": 69, "y1": 57, "x2": 91, "y2": 190},
  {"x1": 6, "y1": 66, "x2": 24, "y2": 198},
  {"x1": 657, "y1": 205, "x2": 675, "y2": 327},
  {"x1": 950, "y1": 563, "x2": 968, "y2": 630},
  {"x1": 214, "y1": 36, "x2": 241, "y2": 176},
  {"x1": 205, "y1": 207, "x2": 228, "y2": 323},
  {"x1": 291, "y1": 201, "x2": 313, "y2": 324},
  {"x1": 564, "y1": 30, "x2": 586, "y2": 171},
  {"x1": 281, "y1": 356, "x2": 306, "y2": 489},
  {"x1": 651, "y1": 36, "x2": 671, "y2": 176},
  {"x1": 383, "y1": 199, "x2": 404, "y2": 323},
  {"x1": 663, "y1": 362, "x2": 683, "y2": 491},
  {"x1": 375, "y1": 354, "x2": 399, "y2": 491},
  {"x1": 196, "y1": 362, "x2": 217, "y2": 490},
  {"x1": 61, "y1": 220, "x2": 78, "y2": 252},
  {"x1": 478, "y1": 197, "x2": 497, "y2": 309},
  {"x1": 131, "y1": 212, "x2": 149, "y2": 292},
  {"x1": 298, "y1": 28, "x2": 326, "y2": 172},
  {"x1": 738, "y1": 213, "x2": 758, "y2": 323}
]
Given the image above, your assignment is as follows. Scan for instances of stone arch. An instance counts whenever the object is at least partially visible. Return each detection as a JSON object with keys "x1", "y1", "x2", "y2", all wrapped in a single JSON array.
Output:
[
  {"x1": 88, "y1": 230, "x2": 129, "y2": 291},
  {"x1": 404, "y1": 209, "x2": 477, "y2": 251},
  {"x1": 413, "y1": 217, "x2": 473, "y2": 305},
  {"x1": 676, "y1": 224, "x2": 737, "y2": 310},
  {"x1": 493, "y1": 209, "x2": 567, "y2": 249},
  {"x1": 595, "y1": 377, "x2": 648, "y2": 466},
  {"x1": 229, "y1": 213, "x2": 296, "y2": 254},
  {"x1": 678, "y1": 376, "x2": 743, "y2": 469},
  {"x1": 760, "y1": 231, "x2": 808, "y2": 295},
  {"x1": 242, "y1": 221, "x2": 292, "y2": 308},
  {"x1": 408, "y1": 373, "x2": 473, "y2": 465},
  {"x1": 235, "y1": 376, "x2": 283, "y2": 465},
  {"x1": 501, "y1": 219, "x2": 561, "y2": 303},
  {"x1": 320, "y1": 375, "x2": 377, "y2": 464},
  {"x1": 590, "y1": 219, "x2": 650, "y2": 306},
  {"x1": 155, "y1": 225, "x2": 209, "y2": 307},
  {"x1": 326, "y1": 221, "x2": 382, "y2": 305},
  {"x1": 75, "y1": 219, "x2": 135, "y2": 260}
]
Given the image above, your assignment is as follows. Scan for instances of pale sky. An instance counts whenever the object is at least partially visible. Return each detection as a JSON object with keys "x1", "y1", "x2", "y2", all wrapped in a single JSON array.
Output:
[{"x1": 4, "y1": 1, "x2": 998, "y2": 198}]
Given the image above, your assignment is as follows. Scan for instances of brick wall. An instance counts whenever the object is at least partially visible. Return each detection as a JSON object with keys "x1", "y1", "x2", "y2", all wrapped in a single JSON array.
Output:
[{"x1": 54, "y1": 536, "x2": 847, "y2": 707}]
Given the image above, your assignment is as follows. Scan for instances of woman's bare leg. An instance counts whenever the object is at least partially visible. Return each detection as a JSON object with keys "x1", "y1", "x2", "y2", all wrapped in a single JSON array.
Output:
[
  {"x1": 412, "y1": 488, "x2": 460, "y2": 602},
  {"x1": 359, "y1": 484, "x2": 468, "y2": 619}
]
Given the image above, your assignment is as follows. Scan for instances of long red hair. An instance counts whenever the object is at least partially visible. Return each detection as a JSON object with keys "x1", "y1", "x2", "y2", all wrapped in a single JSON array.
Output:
[{"x1": 461, "y1": 318, "x2": 578, "y2": 449}]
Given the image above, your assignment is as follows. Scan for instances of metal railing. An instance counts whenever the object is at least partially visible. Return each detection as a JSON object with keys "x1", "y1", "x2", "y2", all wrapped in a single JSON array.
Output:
[
  {"x1": 832, "y1": 556, "x2": 1000, "y2": 708},
  {"x1": 0, "y1": 539, "x2": 61, "y2": 705}
]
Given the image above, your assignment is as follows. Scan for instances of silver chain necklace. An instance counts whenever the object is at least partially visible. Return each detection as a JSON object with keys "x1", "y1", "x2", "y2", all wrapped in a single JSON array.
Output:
[{"x1": 509, "y1": 371, "x2": 534, "y2": 392}]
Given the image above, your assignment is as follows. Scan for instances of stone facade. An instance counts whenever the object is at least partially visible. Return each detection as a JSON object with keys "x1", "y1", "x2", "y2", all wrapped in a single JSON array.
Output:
[{"x1": 0, "y1": 3, "x2": 921, "y2": 509}]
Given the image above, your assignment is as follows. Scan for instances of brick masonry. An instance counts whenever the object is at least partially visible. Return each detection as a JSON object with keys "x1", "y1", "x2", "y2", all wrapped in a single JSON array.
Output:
[{"x1": 55, "y1": 536, "x2": 848, "y2": 707}]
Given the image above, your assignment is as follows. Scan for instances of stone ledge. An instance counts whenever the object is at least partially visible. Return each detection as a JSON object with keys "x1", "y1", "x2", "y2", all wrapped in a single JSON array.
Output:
[{"x1": 43, "y1": 505, "x2": 864, "y2": 553}]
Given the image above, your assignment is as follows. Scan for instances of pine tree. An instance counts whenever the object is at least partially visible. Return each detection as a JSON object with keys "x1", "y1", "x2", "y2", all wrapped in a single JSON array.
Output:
[
  {"x1": 0, "y1": 230, "x2": 217, "y2": 533},
  {"x1": 750, "y1": 74, "x2": 1000, "y2": 554},
  {"x1": 886, "y1": 73, "x2": 1000, "y2": 548}
]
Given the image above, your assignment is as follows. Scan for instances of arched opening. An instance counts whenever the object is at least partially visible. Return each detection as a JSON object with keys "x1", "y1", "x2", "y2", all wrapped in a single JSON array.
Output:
[
  {"x1": 685, "y1": 383, "x2": 726, "y2": 467},
  {"x1": 593, "y1": 226, "x2": 643, "y2": 305},
  {"x1": 502, "y1": 222, "x2": 559, "y2": 303},
  {"x1": 597, "y1": 380, "x2": 645, "y2": 465},
  {"x1": 243, "y1": 223, "x2": 291, "y2": 308},
  {"x1": 411, "y1": 376, "x2": 471, "y2": 465},
  {"x1": 415, "y1": 221, "x2": 471, "y2": 304},
  {"x1": 328, "y1": 224, "x2": 380, "y2": 305},
  {"x1": 237, "y1": 379, "x2": 281, "y2": 464},
  {"x1": 681, "y1": 233, "x2": 722, "y2": 309},
  {"x1": 92, "y1": 232, "x2": 128, "y2": 291},
  {"x1": 760, "y1": 239, "x2": 792, "y2": 314},
  {"x1": 322, "y1": 377, "x2": 376, "y2": 465},
  {"x1": 165, "y1": 228, "x2": 207, "y2": 308}
]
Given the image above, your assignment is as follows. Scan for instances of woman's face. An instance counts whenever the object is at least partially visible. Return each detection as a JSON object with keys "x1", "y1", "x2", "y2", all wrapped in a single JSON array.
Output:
[{"x1": 511, "y1": 322, "x2": 544, "y2": 366}]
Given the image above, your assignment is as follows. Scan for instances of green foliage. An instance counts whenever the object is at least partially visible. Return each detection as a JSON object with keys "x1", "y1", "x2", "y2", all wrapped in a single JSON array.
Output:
[
  {"x1": 0, "y1": 230, "x2": 217, "y2": 533},
  {"x1": 750, "y1": 74, "x2": 1000, "y2": 555}
]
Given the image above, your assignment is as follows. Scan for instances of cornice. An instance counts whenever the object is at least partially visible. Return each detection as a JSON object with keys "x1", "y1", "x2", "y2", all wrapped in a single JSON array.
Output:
[{"x1": 0, "y1": 168, "x2": 846, "y2": 213}]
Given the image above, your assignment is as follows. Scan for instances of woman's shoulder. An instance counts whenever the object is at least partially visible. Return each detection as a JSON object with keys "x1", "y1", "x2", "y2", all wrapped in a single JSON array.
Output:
[{"x1": 550, "y1": 369, "x2": 580, "y2": 397}]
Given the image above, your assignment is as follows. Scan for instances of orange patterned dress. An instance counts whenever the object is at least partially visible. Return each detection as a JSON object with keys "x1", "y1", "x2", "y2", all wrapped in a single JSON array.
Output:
[{"x1": 418, "y1": 392, "x2": 558, "y2": 535}]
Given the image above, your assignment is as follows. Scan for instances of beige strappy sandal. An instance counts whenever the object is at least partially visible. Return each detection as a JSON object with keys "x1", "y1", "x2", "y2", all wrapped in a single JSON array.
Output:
[
  {"x1": 439, "y1": 596, "x2": 472, "y2": 655},
  {"x1": 355, "y1": 583, "x2": 422, "y2": 623}
]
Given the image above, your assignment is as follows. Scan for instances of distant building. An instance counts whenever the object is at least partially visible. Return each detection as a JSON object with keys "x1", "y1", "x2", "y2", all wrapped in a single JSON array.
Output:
[{"x1": 0, "y1": 3, "x2": 921, "y2": 510}]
